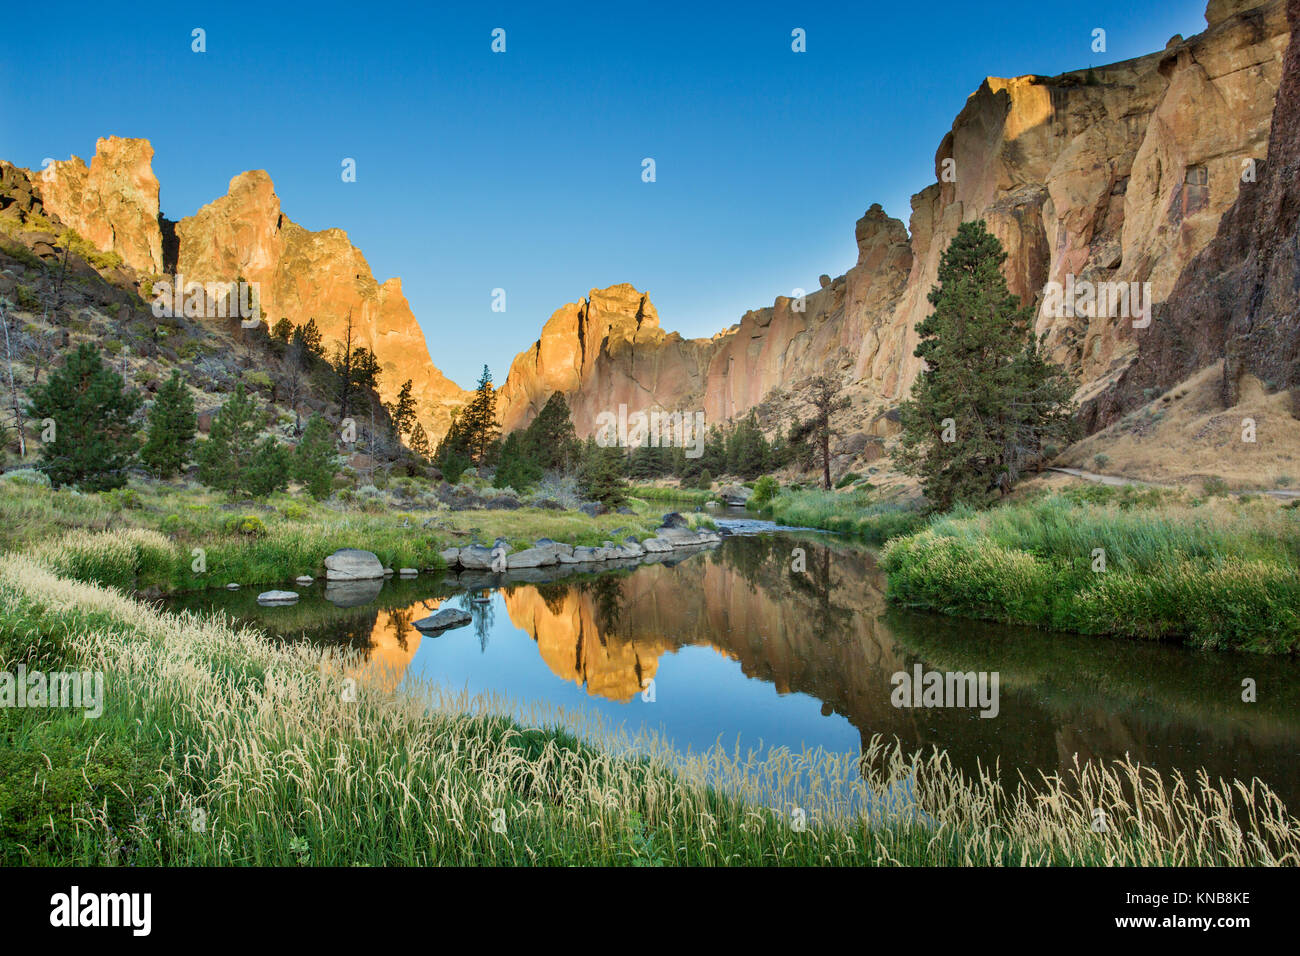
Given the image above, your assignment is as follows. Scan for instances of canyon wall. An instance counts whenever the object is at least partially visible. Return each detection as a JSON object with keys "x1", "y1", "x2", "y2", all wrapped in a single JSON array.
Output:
[
  {"x1": 499, "y1": 0, "x2": 1291, "y2": 444},
  {"x1": 1086, "y1": 0, "x2": 1300, "y2": 428},
  {"x1": 30, "y1": 142, "x2": 467, "y2": 440}
]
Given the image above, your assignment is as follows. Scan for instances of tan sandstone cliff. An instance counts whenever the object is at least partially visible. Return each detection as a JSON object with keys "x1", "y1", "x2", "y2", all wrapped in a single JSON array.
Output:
[
  {"x1": 31, "y1": 142, "x2": 467, "y2": 440},
  {"x1": 499, "y1": 0, "x2": 1290, "y2": 451}
]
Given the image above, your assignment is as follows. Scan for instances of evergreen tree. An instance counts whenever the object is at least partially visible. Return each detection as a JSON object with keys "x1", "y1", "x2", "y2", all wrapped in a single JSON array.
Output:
[
  {"x1": 292, "y1": 318, "x2": 324, "y2": 358},
  {"x1": 897, "y1": 220, "x2": 1076, "y2": 509},
  {"x1": 271, "y1": 318, "x2": 294, "y2": 343},
  {"x1": 725, "y1": 411, "x2": 770, "y2": 479},
  {"x1": 27, "y1": 343, "x2": 142, "y2": 490},
  {"x1": 578, "y1": 441, "x2": 629, "y2": 507},
  {"x1": 494, "y1": 431, "x2": 542, "y2": 491},
  {"x1": 386, "y1": 379, "x2": 417, "y2": 438},
  {"x1": 521, "y1": 391, "x2": 579, "y2": 471},
  {"x1": 457, "y1": 365, "x2": 500, "y2": 463},
  {"x1": 197, "y1": 384, "x2": 265, "y2": 496},
  {"x1": 407, "y1": 421, "x2": 432, "y2": 461},
  {"x1": 294, "y1": 413, "x2": 340, "y2": 499},
  {"x1": 245, "y1": 435, "x2": 291, "y2": 496},
  {"x1": 140, "y1": 371, "x2": 197, "y2": 478}
]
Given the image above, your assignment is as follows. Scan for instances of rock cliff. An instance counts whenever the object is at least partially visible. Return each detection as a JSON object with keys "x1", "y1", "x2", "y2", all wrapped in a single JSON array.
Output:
[
  {"x1": 28, "y1": 144, "x2": 467, "y2": 440},
  {"x1": 499, "y1": 0, "x2": 1291, "y2": 448}
]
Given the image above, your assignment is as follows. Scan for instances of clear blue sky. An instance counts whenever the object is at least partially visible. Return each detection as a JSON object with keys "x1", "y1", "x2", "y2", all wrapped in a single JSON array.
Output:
[{"x1": 1, "y1": 0, "x2": 1209, "y2": 387}]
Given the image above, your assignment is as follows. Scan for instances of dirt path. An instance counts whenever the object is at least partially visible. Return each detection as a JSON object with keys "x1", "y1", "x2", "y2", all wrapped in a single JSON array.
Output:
[{"x1": 1046, "y1": 467, "x2": 1300, "y2": 500}]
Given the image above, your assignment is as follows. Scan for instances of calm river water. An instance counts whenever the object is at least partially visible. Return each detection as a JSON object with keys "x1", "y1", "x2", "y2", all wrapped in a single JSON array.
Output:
[{"x1": 167, "y1": 517, "x2": 1300, "y2": 810}]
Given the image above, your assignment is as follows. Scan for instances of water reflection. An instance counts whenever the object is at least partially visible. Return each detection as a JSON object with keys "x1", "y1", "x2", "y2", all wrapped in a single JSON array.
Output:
[{"x1": 168, "y1": 533, "x2": 1300, "y2": 809}]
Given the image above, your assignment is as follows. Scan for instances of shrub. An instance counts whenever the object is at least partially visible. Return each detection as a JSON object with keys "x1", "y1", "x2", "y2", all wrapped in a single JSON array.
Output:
[
  {"x1": 223, "y1": 515, "x2": 267, "y2": 537},
  {"x1": 751, "y1": 475, "x2": 779, "y2": 507}
]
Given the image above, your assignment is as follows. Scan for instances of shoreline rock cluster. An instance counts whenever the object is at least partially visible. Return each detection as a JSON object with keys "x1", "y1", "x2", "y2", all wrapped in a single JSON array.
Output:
[{"x1": 439, "y1": 513, "x2": 722, "y2": 571}]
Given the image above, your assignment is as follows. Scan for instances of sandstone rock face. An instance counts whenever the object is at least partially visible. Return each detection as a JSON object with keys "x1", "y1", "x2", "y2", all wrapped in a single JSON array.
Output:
[
  {"x1": 35, "y1": 136, "x2": 163, "y2": 274},
  {"x1": 24, "y1": 139, "x2": 468, "y2": 441},
  {"x1": 498, "y1": 2, "x2": 1290, "y2": 446},
  {"x1": 1087, "y1": 0, "x2": 1300, "y2": 428},
  {"x1": 174, "y1": 169, "x2": 468, "y2": 439}
]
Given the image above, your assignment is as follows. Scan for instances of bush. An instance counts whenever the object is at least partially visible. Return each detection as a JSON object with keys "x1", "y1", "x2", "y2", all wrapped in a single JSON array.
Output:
[
  {"x1": 751, "y1": 475, "x2": 779, "y2": 507},
  {"x1": 223, "y1": 515, "x2": 267, "y2": 537}
]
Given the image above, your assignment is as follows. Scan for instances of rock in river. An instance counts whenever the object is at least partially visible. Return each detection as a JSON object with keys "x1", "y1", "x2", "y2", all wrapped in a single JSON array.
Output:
[
  {"x1": 414, "y1": 607, "x2": 473, "y2": 632},
  {"x1": 324, "y1": 548, "x2": 385, "y2": 581},
  {"x1": 257, "y1": 590, "x2": 299, "y2": 605}
]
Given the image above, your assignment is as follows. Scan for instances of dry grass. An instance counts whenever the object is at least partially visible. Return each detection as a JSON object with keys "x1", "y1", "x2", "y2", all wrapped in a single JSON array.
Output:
[{"x1": 1059, "y1": 362, "x2": 1300, "y2": 490}]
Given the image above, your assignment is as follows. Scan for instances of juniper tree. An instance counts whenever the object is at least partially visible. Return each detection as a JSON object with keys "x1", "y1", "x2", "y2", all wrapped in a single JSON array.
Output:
[
  {"x1": 140, "y1": 371, "x2": 197, "y2": 478},
  {"x1": 26, "y1": 343, "x2": 142, "y2": 490},
  {"x1": 787, "y1": 375, "x2": 850, "y2": 489},
  {"x1": 897, "y1": 219, "x2": 1075, "y2": 510}
]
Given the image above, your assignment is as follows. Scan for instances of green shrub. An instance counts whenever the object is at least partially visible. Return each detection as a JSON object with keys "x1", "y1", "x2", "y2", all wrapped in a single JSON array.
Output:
[{"x1": 223, "y1": 515, "x2": 267, "y2": 537}]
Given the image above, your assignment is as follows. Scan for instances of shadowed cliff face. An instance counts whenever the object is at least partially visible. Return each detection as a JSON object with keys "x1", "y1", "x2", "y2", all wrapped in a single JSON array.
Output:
[
  {"x1": 499, "y1": 1, "x2": 1290, "y2": 441},
  {"x1": 1086, "y1": 0, "x2": 1300, "y2": 430}
]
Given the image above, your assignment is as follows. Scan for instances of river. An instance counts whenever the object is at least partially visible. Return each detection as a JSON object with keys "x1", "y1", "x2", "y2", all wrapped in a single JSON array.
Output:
[{"x1": 165, "y1": 515, "x2": 1300, "y2": 811}]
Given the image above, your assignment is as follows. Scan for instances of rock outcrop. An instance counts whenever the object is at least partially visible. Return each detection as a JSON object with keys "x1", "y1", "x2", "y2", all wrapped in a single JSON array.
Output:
[
  {"x1": 26, "y1": 142, "x2": 467, "y2": 441},
  {"x1": 174, "y1": 170, "x2": 469, "y2": 439},
  {"x1": 499, "y1": 1, "x2": 1291, "y2": 448},
  {"x1": 36, "y1": 136, "x2": 164, "y2": 274}
]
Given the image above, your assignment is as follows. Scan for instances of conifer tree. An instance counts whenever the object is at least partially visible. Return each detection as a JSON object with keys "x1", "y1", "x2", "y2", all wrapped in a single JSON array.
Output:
[
  {"x1": 140, "y1": 371, "x2": 197, "y2": 478},
  {"x1": 407, "y1": 421, "x2": 432, "y2": 461},
  {"x1": 521, "y1": 391, "x2": 579, "y2": 471},
  {"x1": 897, "y1": 219, "x2": 1076, "y2": 509},
  {"x1": 197, "y1": 384, "x2": 264, "y2": 496},
  {"x1": 458, "y1": 365, "x2": 500, "y2": 463},
  {"x1": 387, "y1": 379, "x2": 417, "y2": 438},
  {"x1": 27, "y1": 343, "x2": 142, "y2": 490},
  {"x1": 294, "y1": 413, "x2": 340, "y2": 499}
]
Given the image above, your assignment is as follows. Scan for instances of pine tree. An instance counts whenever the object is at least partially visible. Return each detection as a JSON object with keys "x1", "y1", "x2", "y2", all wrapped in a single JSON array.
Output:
[
  {"x1": 27, "y1": 343, "x2": 142, "y2": 490},
  {"x1": 897, "y1": 219, "x2": 1076, "y2": 509},
  {"x1": 197, "y1": 384, "x2": 265, "y2": 496},
  {"x1": 786, "y1": 376, "x2": 850, "y2": 489},
  {"x1": 407, "y1": 421, "x2": 432, "y2": 461},
  {"x1": 245, "y1": 436, "x2": 291, "y2": 496},
  {"x1": 294, "y1": 413, "x2": 340, "y2": 499},
  {"x1": 521, "y1": 391, "x2": 579, "y2": 470},
  {"x1": 271, "y1": 318, "x2": 294, "y2": 343},
  {"x1": 457, "y1": 365, "x2": 500, "y2": 463},
  {"x1": 387, "y1": 379, "x2": 417, "y2": 438},
  {"x1": 140, "y1": 371, "x2": 197, "y2": 478}
]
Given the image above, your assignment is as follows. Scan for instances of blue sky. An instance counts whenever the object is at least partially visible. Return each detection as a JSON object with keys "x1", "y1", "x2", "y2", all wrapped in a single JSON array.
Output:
[{"x1": 1, "y1": 0, "x2": 1209, "y2": 387}]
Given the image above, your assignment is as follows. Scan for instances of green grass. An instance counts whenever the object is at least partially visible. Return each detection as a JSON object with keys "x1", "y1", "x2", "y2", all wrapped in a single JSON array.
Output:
[
  {"x1": 762, "y1": 488, "x2": 928, "y2": 544},
  {"x1": 0, "y1": 477, "x2": 663, "y2": 595},
  {"x1": 881, "y1": 488, "x2": 1300, "y2": 653},
  {"x1": 629, "y1": 484, "x2": 717, "y2": 507}
]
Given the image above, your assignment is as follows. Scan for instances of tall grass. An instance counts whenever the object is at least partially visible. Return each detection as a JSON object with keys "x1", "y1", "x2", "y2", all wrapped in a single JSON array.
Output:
[
  {"x1": 2, "y1": 545, "x2": 1296, "y2": 865},
  {"x1": 763, "y1": 488, "x2": 928, "y2": 544},
  {"x1": 882, "y1": 490, "x2": 1300, "y2": 653}
]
